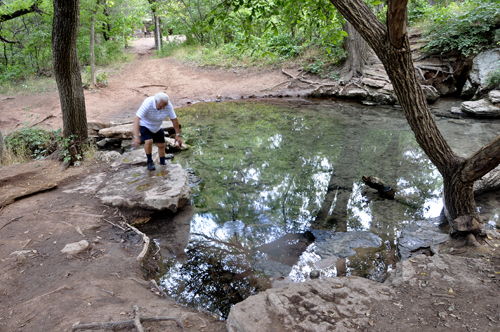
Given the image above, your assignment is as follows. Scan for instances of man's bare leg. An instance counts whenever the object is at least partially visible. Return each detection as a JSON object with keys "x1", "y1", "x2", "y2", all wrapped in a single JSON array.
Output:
[{"x1": 156, "y1": 143, "x2": 166, "y2": 165}]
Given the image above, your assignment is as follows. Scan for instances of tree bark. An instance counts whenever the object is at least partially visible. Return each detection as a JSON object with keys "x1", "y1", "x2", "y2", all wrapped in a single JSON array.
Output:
[
  {"x1": 90, "y1": 13, "x2": 97, "y2": 88},
  {"x1": 340, "y1": 21, "x2": 371, "y2": 82},
  {"x1": 328, "y1": 0, "x2": 500, "y2": 234},
  {"x1": 52, "y1": 0, "x2": 88, "y2": 140}
]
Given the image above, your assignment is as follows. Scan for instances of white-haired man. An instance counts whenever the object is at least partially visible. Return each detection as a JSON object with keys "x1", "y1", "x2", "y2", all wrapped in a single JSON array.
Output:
[{"x1": 132, "y1": 92, "x2": 182, "y2": 170}]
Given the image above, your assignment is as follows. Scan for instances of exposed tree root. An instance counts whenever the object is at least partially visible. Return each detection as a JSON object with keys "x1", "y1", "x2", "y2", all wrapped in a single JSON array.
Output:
[
  {"x1": 0, "y1": 183, "x2": 57, "y2": 207},
  {"x1": 71, "y1": 305, "x2": 184, "y2": 331}
]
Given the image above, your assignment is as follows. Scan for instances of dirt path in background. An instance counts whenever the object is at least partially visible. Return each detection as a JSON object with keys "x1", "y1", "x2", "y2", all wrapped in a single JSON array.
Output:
[
  {"x1": 1, "y1": 38, "x2": 500, "y2": 332},
  {"x1": 0, "y1": 38, "x2": 293, "y2": 133}
]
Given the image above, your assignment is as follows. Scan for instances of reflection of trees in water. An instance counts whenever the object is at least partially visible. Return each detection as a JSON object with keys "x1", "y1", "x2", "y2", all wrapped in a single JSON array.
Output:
[{"x1": 158, "y1": 233, "x2": 270, "y2": 319}]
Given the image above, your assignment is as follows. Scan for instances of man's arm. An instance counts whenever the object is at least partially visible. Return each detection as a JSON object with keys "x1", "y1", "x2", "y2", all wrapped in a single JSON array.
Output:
[
  {"x1": 172, "y1": 118, "x2": 182, "y2": 147},
  {"x1": 132, "y1": 116, "x2": 141, "y2": 148}
]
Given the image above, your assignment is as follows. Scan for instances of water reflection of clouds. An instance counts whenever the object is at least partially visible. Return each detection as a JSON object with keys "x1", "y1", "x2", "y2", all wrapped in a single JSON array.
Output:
[{"x1": 347, "y1": 182, "x2": 372, "y2": 230}]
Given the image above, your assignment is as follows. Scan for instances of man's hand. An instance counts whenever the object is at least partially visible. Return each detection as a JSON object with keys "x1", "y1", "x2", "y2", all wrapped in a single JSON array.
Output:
[
  {"x1": 175, "y1": 135, "x2": 182, "y2": 148},
  {"x1": 132, "y1": 136, "x2": 141, "y2": 148}
]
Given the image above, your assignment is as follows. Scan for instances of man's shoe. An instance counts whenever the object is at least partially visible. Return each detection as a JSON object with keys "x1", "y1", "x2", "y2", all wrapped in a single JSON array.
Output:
[{"x1": 147, "y1": 161, "x2": 156, "y2": 171}]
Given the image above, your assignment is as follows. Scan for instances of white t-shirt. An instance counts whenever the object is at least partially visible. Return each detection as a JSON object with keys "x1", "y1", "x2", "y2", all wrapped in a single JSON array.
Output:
[{"x1": 135, "y1": 96, "x2": 177, "y2": 133}]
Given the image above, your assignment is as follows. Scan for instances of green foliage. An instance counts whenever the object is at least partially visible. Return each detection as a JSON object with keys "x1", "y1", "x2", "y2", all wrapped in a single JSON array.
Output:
[
  {"x1": 407, "y1": 0, "x2": 432, "y2": 24},
  {"x1": 487, "y1": 64, "x2": 500, "y2": 89},
  {"x1": 266, "y1": 33, "x2": 303, "y2": 59},
  {"x1": 5, "y1": 127, "x2": 58, "y2": 160},
  {"x1": 423, "y1": 0, "x2": 500, "y2": 57}
]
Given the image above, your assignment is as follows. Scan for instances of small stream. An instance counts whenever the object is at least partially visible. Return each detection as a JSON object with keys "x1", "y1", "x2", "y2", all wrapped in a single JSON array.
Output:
[{"x1": 145, "y1": 98, "x2": 500, "y2": 319}]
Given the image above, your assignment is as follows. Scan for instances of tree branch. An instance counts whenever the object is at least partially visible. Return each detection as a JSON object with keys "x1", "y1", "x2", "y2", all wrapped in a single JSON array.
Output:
[
  {"x1": 0, "y1": 35, "x2": 19, "y2": 43},
  {"x1": 0, "y1": 1, "x2": 42, "y2": 23},
  {"x1": 461, "y1": 135, "x2": 500, "y2": 183},
  {"x1": 387, "y1": 0, "x2": 409, "y2": 49}
]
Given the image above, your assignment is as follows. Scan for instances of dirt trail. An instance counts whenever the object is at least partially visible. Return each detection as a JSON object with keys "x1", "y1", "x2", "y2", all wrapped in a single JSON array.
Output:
[{"x1": 0, "y1": 38, "x2": 290, "y2": 133}]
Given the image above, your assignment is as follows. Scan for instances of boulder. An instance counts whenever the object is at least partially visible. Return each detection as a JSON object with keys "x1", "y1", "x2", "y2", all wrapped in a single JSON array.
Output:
[
  {"x1": 489, "y1": 90, "x2": 500, "y2": 104},
  {"x1": 397, "y1": 218, "x2": 450, "y2": 260},
  {"x1": 226, "y1": 277, "x2": 394, "y2": 332},
  {"x1": 87, "y1": 121, "x2": 110, "y2": 135},
  {"x1": 64, "y1": 150, "x2": 191, "y2": 213},
  {"x1": 99, "y1": 121, "x2": 174, "y2": 138},
  {"x1": 461, "y1": 98, "x2": 500, "y2": 117},
  {"x1": 465, "y1": 48, "x2": 500, "y2": 97},
  {"x1": 99, "y1": 164, "x2": 190, "y2": 212}
]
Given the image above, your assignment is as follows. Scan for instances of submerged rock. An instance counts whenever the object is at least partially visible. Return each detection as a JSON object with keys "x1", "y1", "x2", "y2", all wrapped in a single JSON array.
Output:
[
  {"x1": 397, "y1": 218, "x2": 449, "y2": 260},
  {"x1": 314, "y1": 231, "x2": 382, "y2": 259}
]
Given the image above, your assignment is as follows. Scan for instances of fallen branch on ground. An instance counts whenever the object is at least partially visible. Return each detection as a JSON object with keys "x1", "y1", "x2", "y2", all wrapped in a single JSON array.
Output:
[
  {"x1": 25, "y1": 285, "x2": 72, "y2": 304},
  {"x1": 115, "y1": 208, "x2": 151, "y2": 264},
  {"x1": 29, "y1": 114, "x2": 55, "y2": 128},
  {"x1": 71, "y1": 305, "x2": 184, "y2": 331},
  {"x1": 0, "y1": 216, "x2": 22, "y2": 230},
  {"x1": 0, "y1": 183, "x2": 57, "y2": 207},
  {"x1": 48, "y1": 211, "x2": 103, "y2": 218}
]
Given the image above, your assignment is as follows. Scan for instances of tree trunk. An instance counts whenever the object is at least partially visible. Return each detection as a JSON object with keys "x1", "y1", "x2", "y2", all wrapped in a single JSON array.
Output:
[
  {"x1": 328, "y1": 0, "x2": 500, "y2": 236},
  {"x1": 52, "y1": 0, "x2": 88, "y2": 140},
  {"x1": 90, "y1": 14, "x2": 96, "y2": 88},
  {"x1": 154, "y1": 14, "x2": 162, "y2": 52},
  {"x1": 340, "y1": 21, "x2": 371, "y2": 82}
]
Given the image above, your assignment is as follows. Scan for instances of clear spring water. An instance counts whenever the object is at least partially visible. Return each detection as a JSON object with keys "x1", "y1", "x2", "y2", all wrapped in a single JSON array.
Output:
[{"x1": 150, "y1": 99, "x2": 500, "y2": 319}]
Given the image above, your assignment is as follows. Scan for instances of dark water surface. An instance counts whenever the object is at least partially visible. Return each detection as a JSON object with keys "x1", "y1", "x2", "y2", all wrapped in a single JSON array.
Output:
[{"x1": 151, "y1": 99, "x2": 500, "y2": 319}]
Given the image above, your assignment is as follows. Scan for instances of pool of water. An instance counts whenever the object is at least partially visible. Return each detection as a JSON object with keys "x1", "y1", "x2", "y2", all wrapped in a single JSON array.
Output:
[{"x1": 148, "y1": 98, "x2": 500, "y2": 319}]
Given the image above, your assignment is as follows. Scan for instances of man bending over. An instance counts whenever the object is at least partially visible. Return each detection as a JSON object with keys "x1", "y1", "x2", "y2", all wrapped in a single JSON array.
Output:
[{"x1": 132, "y1": 92, "x2": 182, "y2": 171}]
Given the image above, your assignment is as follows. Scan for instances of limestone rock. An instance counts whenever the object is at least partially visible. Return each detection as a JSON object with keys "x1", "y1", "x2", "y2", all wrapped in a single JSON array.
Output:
[
  {"x1": 450, "y1": 106, "x2": 465, "y2": 115},
  {"x1": 226, "y1": 277, "x2": 393, "y2": 332},
  {"x1": 64, "y1": 162, "x2": 191, "y2": 213},
  {"x1": 93, "y1": 151, "x2": 122, "y2": 163},
  {"x1": 314, "y1": 231, "x2": 382, "y2": 259},
  {"x1": 467, "y1": 49, "x2": 500, "y2": 94},
  {"x1": 165, "y1": 137, "x2": 190, "y2": 152},
  {"x1": 343, "y1": 88, "x2": 368, "y2": 99},
  {"x1": 397, "y1": 218, "x2": 450, "y2": 260},
  {"x1": 61, "y1": 240, "x2": 90, "y2": 255},
  {"x1": 489, "y1": 90, "x2": 500, "y2": 104},
  {"x1": 361, "y1": 77, "x2": 386, "y2": 88},
  {"x1": 99, "y1": 121, "x2": 174, "y2": 138},
  {"x1": 461, "y1": 98, "x2": 500, "y2": 117},
  {"x1": 87, "y1": 121, "x2": 110, "y2": 135},
  {"x1": 110, "y1": 147, "x2": 159, "y2": 168}
]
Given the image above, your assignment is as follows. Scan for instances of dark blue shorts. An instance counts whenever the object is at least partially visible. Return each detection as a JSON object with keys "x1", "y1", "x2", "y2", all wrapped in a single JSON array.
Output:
[{"x1": 140, "y1": 126, "x2": 165, "y2": 143}]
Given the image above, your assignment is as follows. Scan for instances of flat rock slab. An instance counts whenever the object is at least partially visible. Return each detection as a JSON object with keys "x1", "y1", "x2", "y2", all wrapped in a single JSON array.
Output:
[
  {"x1": 227, "y1": 276, "x2": 394, "y2": 332},
  {"x1": 64, "y1": 163, "x2": 190, "y2": 213},
  {"x1": 397, "y1": 218, "x2": 450, "y2": 260},
  {"x1": 99, "y1": 121, "x2": 174, "y2": 138},
  {"x1": 461, "y1": 99, "x2": 500, "y2": 118}
]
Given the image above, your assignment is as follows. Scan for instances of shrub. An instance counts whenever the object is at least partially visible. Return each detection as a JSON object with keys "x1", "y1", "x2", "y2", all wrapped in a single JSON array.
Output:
[
  {"x1": 5, "y1": 128, "x2": 59, "y2": 160},
  {"x1": 423, "y1": 0, "x2": 500, "y2": 57}
]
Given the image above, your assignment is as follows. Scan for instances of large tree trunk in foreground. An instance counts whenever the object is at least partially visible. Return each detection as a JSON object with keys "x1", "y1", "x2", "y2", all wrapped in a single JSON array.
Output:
[
  {"x1": 52, "y1": 0, "x2": 88, "y2": 140},
  {"x1": 329, "y1": 0, "x2": 500, "y2": 236}
]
